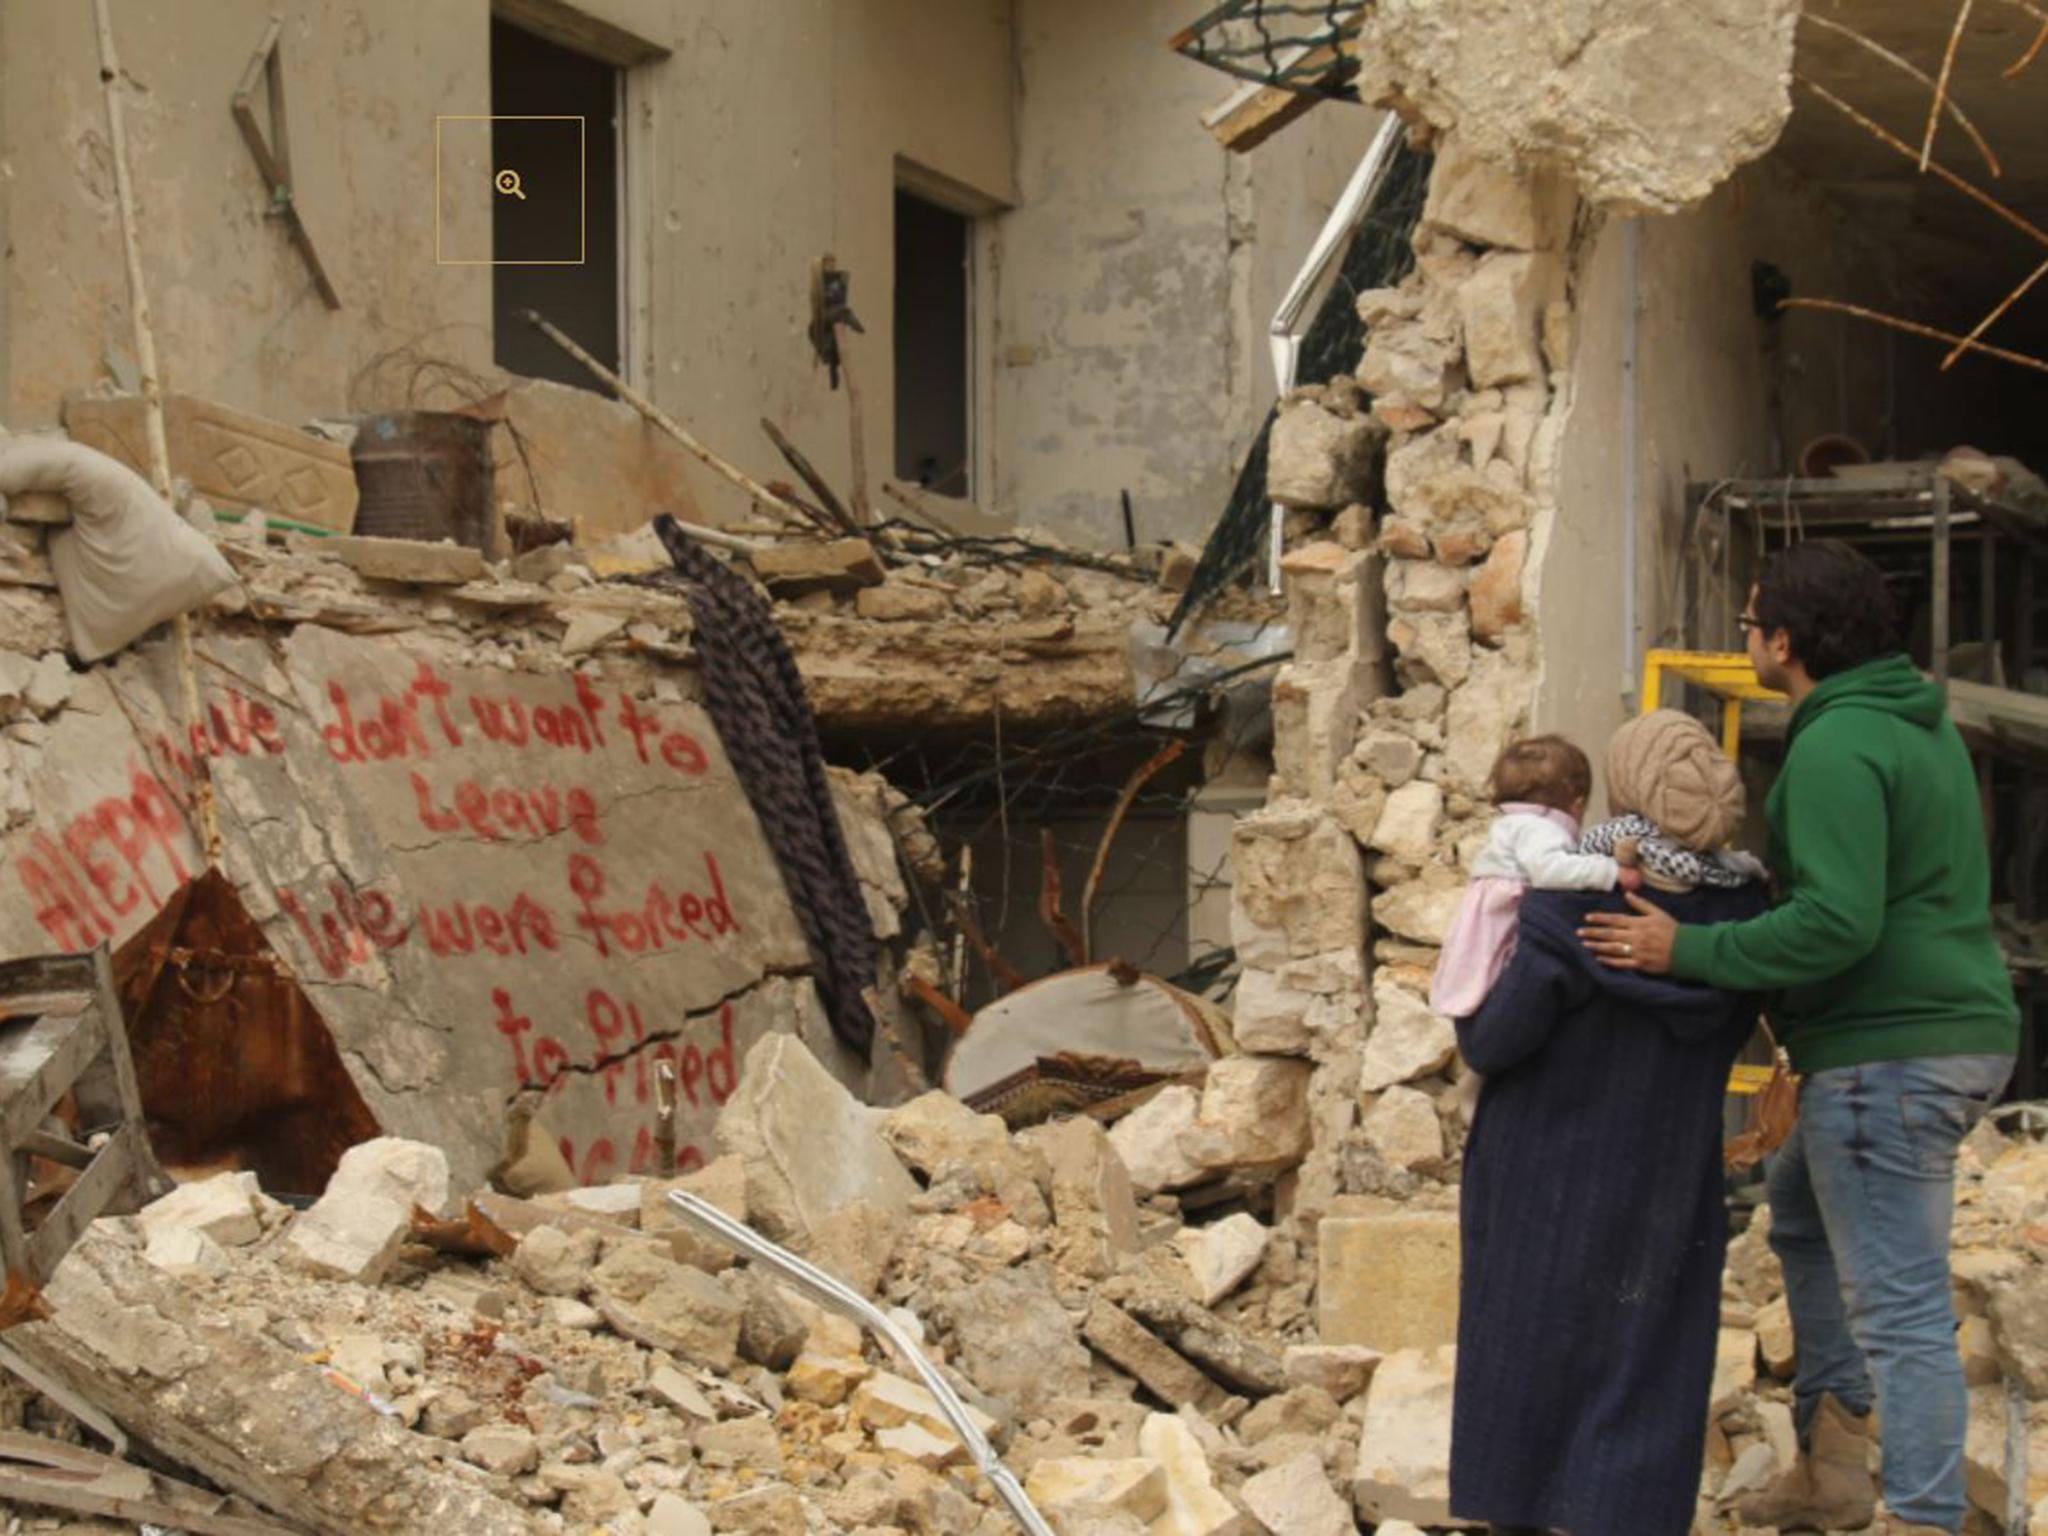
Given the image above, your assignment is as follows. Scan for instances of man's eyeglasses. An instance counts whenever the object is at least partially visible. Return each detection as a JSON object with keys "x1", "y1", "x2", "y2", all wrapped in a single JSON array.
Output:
[{"x1": 1737, "y1": 613, "x2": 1763, "y2": 632}]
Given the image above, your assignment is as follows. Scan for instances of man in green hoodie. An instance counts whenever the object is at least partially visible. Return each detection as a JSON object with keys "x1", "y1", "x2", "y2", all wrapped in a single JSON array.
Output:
[{"x1": 1582, "y1": 540, "x2": 2017, "y2": 1536}]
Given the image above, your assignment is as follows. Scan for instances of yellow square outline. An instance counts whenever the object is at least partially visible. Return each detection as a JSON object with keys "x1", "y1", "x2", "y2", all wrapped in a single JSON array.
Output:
[{"x1": 434, "y1": 114, "x2": 587, "y2": 266}]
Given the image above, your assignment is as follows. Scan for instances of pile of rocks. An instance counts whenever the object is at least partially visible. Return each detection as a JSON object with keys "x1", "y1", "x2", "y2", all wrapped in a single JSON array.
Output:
[{"x1": 3, "y1": 1031, "x2": 1371, "y2": 1536}]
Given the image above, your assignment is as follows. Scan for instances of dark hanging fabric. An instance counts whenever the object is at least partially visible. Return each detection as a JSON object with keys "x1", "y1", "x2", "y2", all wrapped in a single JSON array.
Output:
[{"x1": 651, "y1": 515, "x2": 876, "y2": 1056}]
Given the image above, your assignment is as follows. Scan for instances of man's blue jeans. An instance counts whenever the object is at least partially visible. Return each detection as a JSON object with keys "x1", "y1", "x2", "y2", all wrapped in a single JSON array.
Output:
[{"x1": 1767, "y1": 1052, "x2": 2013, "y2": 1532}]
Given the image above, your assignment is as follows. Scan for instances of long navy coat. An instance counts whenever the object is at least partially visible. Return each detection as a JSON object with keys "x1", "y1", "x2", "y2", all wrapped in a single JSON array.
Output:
[{"x1": 1449, "y1": 885, "x2": 1766, "y2": 1536}]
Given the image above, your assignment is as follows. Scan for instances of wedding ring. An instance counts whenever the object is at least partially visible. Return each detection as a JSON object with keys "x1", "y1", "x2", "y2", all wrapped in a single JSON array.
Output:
[{"x1": 1623, "y1": 942, "x2": 1634, "y2": 957}]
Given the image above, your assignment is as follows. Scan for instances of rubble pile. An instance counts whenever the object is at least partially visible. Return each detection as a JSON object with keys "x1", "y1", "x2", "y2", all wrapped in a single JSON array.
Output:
[
  {"x1": 1698, "y1": 1118, "x2": 2048, "y2": 1536},
  {"x1": 3, "y1": 1031, "x2": 1384, "y2": 1536}
]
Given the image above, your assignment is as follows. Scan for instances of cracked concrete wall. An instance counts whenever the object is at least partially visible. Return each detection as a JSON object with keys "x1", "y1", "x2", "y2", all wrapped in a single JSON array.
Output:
[
  {"x1": 0, "y1": 619, "x2": 881, "y2": 1192},
  {"x1": 995, "y1": 0, "x2": 1379, "y2": 549}
]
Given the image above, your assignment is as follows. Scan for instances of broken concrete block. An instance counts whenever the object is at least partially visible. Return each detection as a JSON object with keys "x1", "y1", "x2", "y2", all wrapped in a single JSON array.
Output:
[
  {"x1": 750, "y1": 536, "x2": 886, "y2": 595},
  {"x1": 1352, "y1": 1346, "x2": 1459, "y2": 1526},
  {"x1": 1368, "y1": 780, "x2": 1444, "y2": 867},
  {"x1": 706, "y1": 1483, "x2": 805, "y2": 1533},
  {"x1": 421, "y1": 1389, "x2": 487, "y2": 1440},
  {"x1": 715, "y1": 1035, "x2": 917, "y2": 1249},
  {"x1": 1231, "y1": 970, "x2": 1319, "y2": 1057},
  {"x1": 1139, "y1": 1411, "x2": 1243, "y2": 1535},
  {"x1": 642, "y1": 1154, "x2": 747, "y2": 1274},
  {"x1": 877, "y1": 1419, "x2": 966, "y2": 1470},
  {"x1": 1460, "y1": 251, "x2": 1554, "y2": 389},
  {"x1": 1108, "y1": 1084, "x2": 1206, "y2": 1195},
  {"x1": 1756, "y1": 1295, "x2": 1796, "y2": 1378},
  {"x1": 1283, "y1": 1344, "x2": 1383, "y2": 1401},
  {"x1": 1267, "y1": 396, "x2": 1387, "y2": 511},
  {"x1": 598, "y1": 1266, "x2": 743, "y2": 1369},
  {"x1": 322, "y1": 534, "x2": 488, "y2": 586},
  {"x1": 1317, "y1": 1210, "x2": 1461, "y2": 1352},
  {"x1": 1371, "y1": 869, "x2": 1466, "y2": 948},
  {"x1": 941, "y1": 1263, "x2": 1091, "y2": 1415},
  {"x1": 855, "y1": 581, "x2": 950, "y2": 621},
  {"x1": 1709, "y1": 1327, "x2": 1757, "y2": 1416},
  {"x1": 881, "y1": 1089, "x2": 1048, "y2": 1224},
  {"x1": 1359, "y1": 986, "x2": 1459, "y2": 1093},
  {"x1": 1419, "y1": 137, "x2": 1548, "y2": 252},
  {"x1": 461, "y1": 1423, "x2": 540, "y2": 1475},
  {"x1": 560, "y1": 609, "x2": 628, "y2": 655},
  {"x1": 1020, "y1": 1114, "x2": 1142, "y2": 1279},
  {"x1": 787, "y1": 1349, "x2": 873, "y2": 1407},
  {"x1": 65, "y1": 392, "x2": 359, "y2": 531},
  {"x1": 1468, "y1": 528, "x2": 1527, "y2": 644},
  {"x1": 1179, "y1": 1213, "x2": 1269, "y2": 1308},
  {"x1": 512, "y1": 1222, "x2": 600, "y2": 1297},
  {"x1": 142, "y1": 1225, "x2": 230, "y2": 1279},
  {"x1": 1243, "y1": 1450, "x2": 1354, "y2": 1536},
  {"x1": 284, "y1": 1137, "x2": 450, "y2": 1285},
  {"x1": 591, "y1": 1237, "x2": 684, "y2": 1303},
  {"x1": 696, "y1": 1416, "x2": 785, "y2": 1475},
  {"x1": 1083, "y1": 1299, "x2": 1228, "y2": 1413},
  {"x1": 1180, "y1": 1055, "x2": 1312, "y2": 1174},
  {"x1": 136, "y1": 1171, "x2": 271, "y2": 1248},
  {"x1": 25, "y1": 652, "x2": 72, "y2": 716},
  {"x1": 1024, "y1": 1457, "x2": 1169, "y2": 1523},
  {"x1": 1229, "y1": 808, "x2": 1366, "y2": 969},
  {"x1": 849, "y1": 1370, "x2": 998, "y2": 1449},
  {"x1": 1988, "y1": 1265, "x2": 2048, "y2": 1395}
]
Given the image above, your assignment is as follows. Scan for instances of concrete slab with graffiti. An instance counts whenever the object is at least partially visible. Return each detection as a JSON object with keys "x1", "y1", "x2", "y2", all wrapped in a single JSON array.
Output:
[{"x1": 0, "y1": 624, "x2": 863, "y2": 1190}]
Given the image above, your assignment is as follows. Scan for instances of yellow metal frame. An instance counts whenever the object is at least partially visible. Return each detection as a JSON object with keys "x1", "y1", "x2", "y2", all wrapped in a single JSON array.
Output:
[{"x1": 1639, "y1": 649, "x2": 1787, "y2": 757}]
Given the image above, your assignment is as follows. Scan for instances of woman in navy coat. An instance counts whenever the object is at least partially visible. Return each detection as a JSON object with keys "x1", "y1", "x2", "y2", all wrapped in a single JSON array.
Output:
[{"x1": 1448, "y1": 881, "x2": 1765, "y2": 1536}]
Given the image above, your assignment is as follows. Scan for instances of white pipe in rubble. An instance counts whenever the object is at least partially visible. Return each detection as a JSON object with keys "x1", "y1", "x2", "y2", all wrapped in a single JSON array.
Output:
[{"x1": 663, "y1": 1190, "x2": 1055, "y2": 1536}]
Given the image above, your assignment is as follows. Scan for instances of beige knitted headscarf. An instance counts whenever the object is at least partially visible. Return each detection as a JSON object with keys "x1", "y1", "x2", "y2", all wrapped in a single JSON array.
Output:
[{"x1": 1605, "y1": 709, "x2": 1745, "y2": 852}]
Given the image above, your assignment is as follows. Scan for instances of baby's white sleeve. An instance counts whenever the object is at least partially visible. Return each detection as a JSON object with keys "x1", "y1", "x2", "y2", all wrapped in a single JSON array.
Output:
[{"x1": 1515, "y1": 822, "x2": 1620, "y2": 891}]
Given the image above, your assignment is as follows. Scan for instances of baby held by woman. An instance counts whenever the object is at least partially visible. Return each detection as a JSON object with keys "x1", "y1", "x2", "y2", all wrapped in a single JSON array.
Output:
[{"x1": 1432, "y1": 711, "x2": 1761, "y2": 1036}]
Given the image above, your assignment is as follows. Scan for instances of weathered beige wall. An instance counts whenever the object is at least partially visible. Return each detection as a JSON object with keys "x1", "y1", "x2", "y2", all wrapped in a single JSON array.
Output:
[
  {"x1": 0, "y1": 0, "x2": 1017, "y2": 537},
  {"x1": 995, "y1": 0, "x2": 1380, "y2": 548},
  {"x1": 1, "y1": 0, "x2": 495, "y2": 430},
  {"x1": 1535, "y1": 157, "x2": 1904, "y2": 786}
]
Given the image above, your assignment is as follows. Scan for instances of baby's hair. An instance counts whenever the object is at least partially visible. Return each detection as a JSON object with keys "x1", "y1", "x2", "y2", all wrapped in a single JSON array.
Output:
[{"x1": 1488, "y1": 734, "x2": 1593, "y2": 813}]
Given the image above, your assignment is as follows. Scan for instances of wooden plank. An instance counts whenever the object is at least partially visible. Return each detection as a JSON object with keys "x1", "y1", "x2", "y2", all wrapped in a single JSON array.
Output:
[
  {"x1": 491, "y1": 0, "x2": 671, "y2": 66},
  {"x1": 0, "y1": 1011, "x2": 105, "y2": 1148},
  {"x1": 28, "y1": 1125, "x2": 150, "y2": 1281},
  {"x1": 1206, "y1": 80, "x2": 1331, "y2": 154},
  {"x1": 89, "y1": 947, "x2": 162, "y2": 1198}
]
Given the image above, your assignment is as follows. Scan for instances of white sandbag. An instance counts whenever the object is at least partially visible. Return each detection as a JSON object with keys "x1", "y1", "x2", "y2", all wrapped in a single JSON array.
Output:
[{"x1": 0, "y1": 435, "x2": 234, "y2": 661}]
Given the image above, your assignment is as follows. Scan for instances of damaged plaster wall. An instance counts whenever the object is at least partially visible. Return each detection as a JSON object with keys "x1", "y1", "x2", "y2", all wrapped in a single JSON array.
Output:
[
  {"x1": 995, "y1": 0, "x2": 1377, "y2": 549},
  {"x1": 1536, "y1": 156, "x2": 1911, "y2": 767},
  {"x1": 0, "y1": 574, "x2": 907, "y2": 1193}
]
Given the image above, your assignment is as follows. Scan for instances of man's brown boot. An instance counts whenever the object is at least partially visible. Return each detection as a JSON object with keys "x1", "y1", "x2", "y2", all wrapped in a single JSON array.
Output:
[{"x1": 1735, "y1": 1392, "x2": 1878, "y2": 1531}]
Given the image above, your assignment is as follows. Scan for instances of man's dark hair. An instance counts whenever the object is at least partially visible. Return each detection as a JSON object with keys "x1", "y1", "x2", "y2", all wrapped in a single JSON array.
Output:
[{"x1": 1754, "y1": 540, "x2": 1900, "y2": 679}]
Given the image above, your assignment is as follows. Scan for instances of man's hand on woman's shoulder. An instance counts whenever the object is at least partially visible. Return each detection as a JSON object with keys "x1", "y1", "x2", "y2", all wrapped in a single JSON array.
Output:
[{"x1": 1580, "y1": 892, "x2": 1678, "y2": 973}]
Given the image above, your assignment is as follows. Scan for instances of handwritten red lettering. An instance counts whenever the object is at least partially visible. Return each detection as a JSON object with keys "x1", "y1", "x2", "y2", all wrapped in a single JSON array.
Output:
[{"x1": 568, "y1": 852, "x2": 738, "y2": 957}]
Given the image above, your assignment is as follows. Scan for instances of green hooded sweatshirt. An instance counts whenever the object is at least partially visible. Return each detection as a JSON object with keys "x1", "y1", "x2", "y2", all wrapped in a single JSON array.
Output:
[{"x1": 1669, "y1": 653, "x2": 2017, "y2": 1073}]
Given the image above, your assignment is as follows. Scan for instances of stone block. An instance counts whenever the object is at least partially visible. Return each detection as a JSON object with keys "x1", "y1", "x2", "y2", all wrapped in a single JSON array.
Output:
[
  {"x1": 1283, "y1": 542, "x2": 1381, "y2": 666},
  {"x1": 786, "y1": 1350, "x2": 872, "y2": 1407},
  {"x1": 1388, "y1": 609, "x2": 1472, "y2": 689},
  {"x1": 856, "y1": 582, "x2": 950, "y2": 621},
  {"x1": 1359, "y1": 986, "x2": 1458, "y2": 1093},
  {"x1": 65, "y1": 392, "x2": 358, "y2": 532},
  {"x1": 1283, "y1": 1344, "x2": 1383, "y2": 1401},
  {"x1": 881, "y1": 1090, "x2": 1047, "y2": 1223},
  {"x1": 1369, "y1": 780, "x2": 1444, "y2": 867},
  {"x1": 142, "y1": 1226, "x2": 230, "y2": 1279},
  {"x1": 1359, "y1": 324, "x2": 1460, "y2": 411},
  {"x1": 461, "y1": 1424, "x2": 539, "y2": 1476},
  {"x1": 1243, "y1": 1450, "x2": 1352, "y2": 1536},
  {"x1": 749, "y1": 537, "x2": 886, "y2": 595},
  {"x1": 1108, "y1": 1084, "x2": 1207, "y2": 1194},
  {"x1": 598, "y1": 1265, "x2": 743, "y2": 1369},
  {"x1": 1268, "y1": 396, "x2": 1387, "y2": 510},
  {"x1": 1024, "y1": 1458, "x2": 1168, "y2": 1523},
  {"x1": 1372, "y1": 870, "x2": 1466, "y2": 947},
  {"x1": 1229, "y1": 809, "x2": 1366, "y2": 968},
  {"x1": 1709, "y1": 1327, "x2": 1757, "y2": 1416},
  {"x1": 1270, "y1": 659, "x2": 1365, "y2": 801},
  {"x1": 648, "y1": 1494, "x2": 712, "y2": 1536},
  {"x1": 1420, "y1": 137, "x2": 1548, "y2": 251},
  {"x1": 1178, "y1": 1213, "x2": 1269, "y2": 1307},
  {"x1": 1021, "y1": 1115, "x2": 1141, "y2": 1279},
  {"x1": 1386, "y1": 559, "x2": 1465, "y2": 616},
  {"x1": 715, "y1": 1034, "x2": 917, "y2": 1247},
  {"x1": 706, "y1": 1484, "x2": 805, "y2": 1534},
  {"x1": 849, "y1": 1369, "x2": 998, "y2": 1449},
  {"x1": 136, "y1": 1171, "x2": 271, "y2": 1249},
  {"x1": 322, "y1": 534, "x2": 487, "y2": 586},
  {"x1": 1139, "y1": 1412, "x2": 1244, "y2": 1535},
  {"x1": 1756, "y1": 1295, "x2": 1796, "y2": 1378},
  {"x1": 1443, "y1": 649, "x2": 1528, "y2": 793},
  {"x1": 1231, "y1": 969, "x2": 1316, "y2": 1056},
  {"x1": 1352, "y1": 1346, "x2": 1459, "y2": 1526},
  {"x1": 284, "y1": 1137, "x2": 449, "y2": 1285},
  {"x1": 943, "y1": 1263, "x2": 1091, "y2": 1414},
  {"x1": 1317, "y1": 1210, "x2": 1460, "y2": 1352},
  {"x1": 1363, "y1": 1086, "x2": 1445, "y2": 1170},
  {"x1": 1468, "y1": 528, "x2": 1527, "y2": 643},
  {"x1": 1989, "y1": 1266, "x2": 2048, "y2": 1395},
  {"x1": 1459, "y1": 252, "x2": 1552, "y2": 389},
  {"x1": 1182, "y1": 1055, "x2": 1312, "y2": 1174},
  {"x1": 642, "y1": 1155, "x2": 747, "y2": 1274},
  {"x1": 512, "y1": 1223, "x2": 599, "y2": 1297},
  {"x1": 1083, "y1": 1299, "x2": 1228, "y2": 1413}
]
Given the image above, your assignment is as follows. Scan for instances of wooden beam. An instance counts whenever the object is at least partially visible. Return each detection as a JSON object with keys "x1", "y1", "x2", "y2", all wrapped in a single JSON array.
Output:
[{"x1": 491, "y1": 0, "x2": 671, "y2": 66}]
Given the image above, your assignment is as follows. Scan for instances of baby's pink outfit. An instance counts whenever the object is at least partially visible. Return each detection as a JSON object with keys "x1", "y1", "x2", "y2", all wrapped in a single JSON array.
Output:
[{"x1": 1429, "y1": 803, "x2": 1620, "y2": 1019}]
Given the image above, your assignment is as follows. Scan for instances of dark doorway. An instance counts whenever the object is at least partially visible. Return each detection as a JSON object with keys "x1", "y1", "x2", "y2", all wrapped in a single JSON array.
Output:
[
  {"x1": 491, "y1": 18, "x2": 620, "y2": 387},
  {"x1": 894, "y1": 189, "x2": 972, "y2": 497}
]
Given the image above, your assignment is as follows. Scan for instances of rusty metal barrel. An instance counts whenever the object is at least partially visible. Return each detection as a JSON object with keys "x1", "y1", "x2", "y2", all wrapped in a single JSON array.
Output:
[{"x1": 348, "y1": 410, "x2": 495, "y2": 555}]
